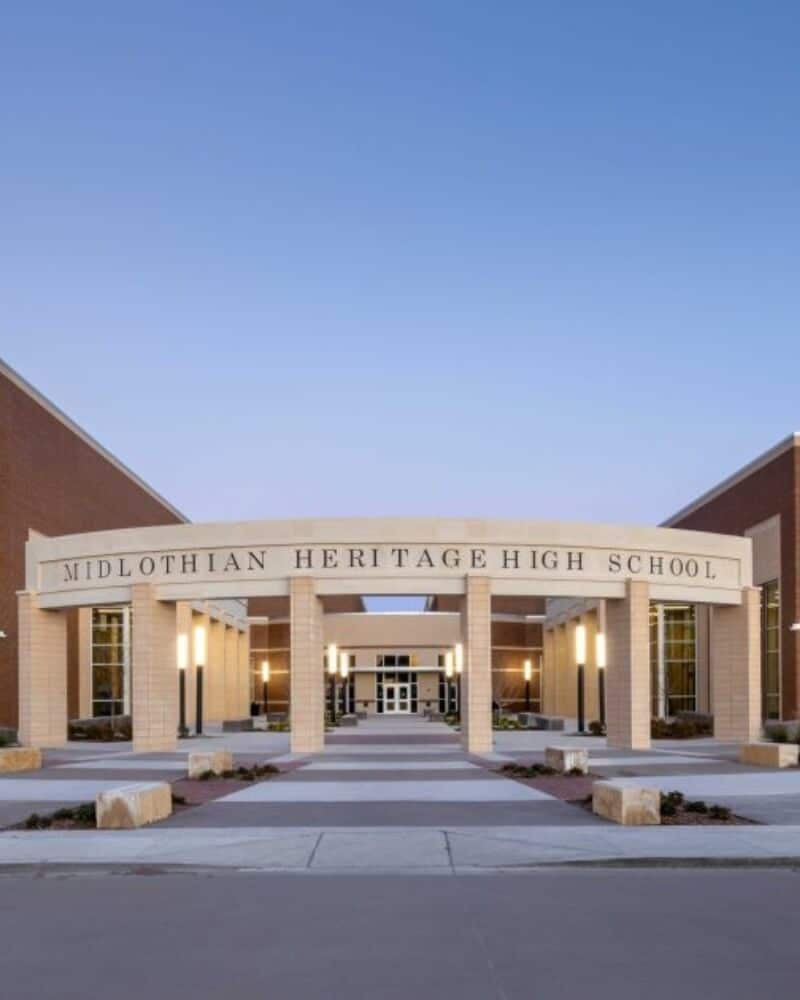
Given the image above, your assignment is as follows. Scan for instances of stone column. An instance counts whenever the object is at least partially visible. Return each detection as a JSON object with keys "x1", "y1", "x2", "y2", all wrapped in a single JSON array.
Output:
[
  {"x1": 606, "y1": 579, "x2": 651, "y2": 750},
  {"x1": 711, "y1": 587, "x2": 761, "y2": 742},
  {"x1": 224, "y1": 621, "x2": 239, "y2": 720},
  {"x1": 461, "y1": 575, "x2": 492, "y2": 754},
  {"x1": 175, "y1": 601, "x2": 194, "y2": 729},
  {"x1": 18, "y1": 591, "x2": 68, "y2": 747},
  {"x1": 131, "y1": 584, "x2": 178, "y2": 752},
  {"x1": 207, "y1": 616, "x2": 225, "y2": 723},
  {"x1": 290, "y1": 576, "x2": 324, "y2": 753}
]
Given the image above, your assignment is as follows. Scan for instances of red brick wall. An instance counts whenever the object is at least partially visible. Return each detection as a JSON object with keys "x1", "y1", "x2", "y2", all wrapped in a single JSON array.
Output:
[
  {"x1": 0, "y1": 370, "x2": 184, "y2": 728},
  {"x1": 669, "y1": 446, "x2": 800, "y2": 719}
]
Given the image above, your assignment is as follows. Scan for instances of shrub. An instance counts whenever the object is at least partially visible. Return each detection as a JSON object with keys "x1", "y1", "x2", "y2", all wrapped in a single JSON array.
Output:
[
  {"x1": 709, "y1": 804, "x2": 732, "y2": 821},
  {"x1": 23, "y1": 813, "x2": 51, "y2": 830},
  {"x1": 651, "y1": 717, "x2": 711, "y2": 739},
  {"x1": 685, "y1": 800, "x2": 708, "y2": 814},
  {"x1": 73, "y1": 803, "x2": 96, "y2": 824},
  {"x1": 766, "y1": 724, "x2": 791, "y2": 744},
  {"x1": 588, "y1": 720, "x2": 605, "y2": 736}
]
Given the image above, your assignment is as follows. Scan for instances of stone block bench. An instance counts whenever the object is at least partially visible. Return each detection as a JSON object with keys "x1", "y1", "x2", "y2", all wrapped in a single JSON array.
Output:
[
  {"x1": 518, "y1": 713, "x2": 565, "y2": 731},
  {"x1": 188, "y1": 750, "x2": 233, "y2": 778},
  {"x1": 740, "y1": 743, "x2": 799, "y2": 768},
  {"x1": 592, "y1": 781, "x2": 660, "y2": 826},
  {"x1": 96, "y1": 782, "x2": 172, "y2": 829},
  {"x1": 222, "y1": 718, "x2": 254, "y2": 733},
  {"x1": 545, "y1": 746, "x2": 589, "y2": 774},
  {"x1": 0, "y1": 748, "x2": 42, "y2": 773}
]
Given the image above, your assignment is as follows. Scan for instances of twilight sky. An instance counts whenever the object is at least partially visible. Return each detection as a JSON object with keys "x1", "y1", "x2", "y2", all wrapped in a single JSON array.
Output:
[{"x1": 2, "y1": 2, "x2": 798, "y2": 526}]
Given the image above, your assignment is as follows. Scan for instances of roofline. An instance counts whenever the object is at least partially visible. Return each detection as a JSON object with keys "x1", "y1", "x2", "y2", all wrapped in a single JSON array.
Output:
[
  {"x1": 663, "y1": 432, "x2": 800, "y2": 527},
  {"x1": 0, "y1": 356, "x2": 189, "y2": 523}
]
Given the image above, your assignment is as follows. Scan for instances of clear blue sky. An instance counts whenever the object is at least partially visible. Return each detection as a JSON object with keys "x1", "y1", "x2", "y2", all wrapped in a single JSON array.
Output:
[{"x1": 2, "y1": 2, "x2": 798, "y2": 526}]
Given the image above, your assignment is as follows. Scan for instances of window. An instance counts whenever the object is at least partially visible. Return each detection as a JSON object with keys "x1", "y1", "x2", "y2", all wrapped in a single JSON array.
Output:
[
  {"x1": 762, "y1": 581, "x2": 781, "y2": 720},
  {"x1": 650, "y1": 603, "x2": 696, "y2": 717},
  {"x1": 91, "y1": 607, "x2": 131, "y2": 717}
]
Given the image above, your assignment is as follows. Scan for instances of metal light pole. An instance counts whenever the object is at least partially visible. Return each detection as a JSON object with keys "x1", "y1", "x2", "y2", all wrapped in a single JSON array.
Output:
[
  {"x1": 327, "y1": 644, "x2": 338, "y2": 725},
  {"x1": 194, "y1": 624, "x2": 206, "y2": 736},
  {"x1": 454, "y1": 643, "x2": 463, "y2": 722},
  {"x1": 177, "y1": 632, "x2": 189, "y2": 738},
  {"x1": 444, "y1": 651, "x2": 454, "y2": 714},
  {"x1": 596, "y1": 633, "x2": 607, "y2": 731},
  {"x1": 261, "y1": 659, "x2": 270, "y2": 718},
  {"x1": 523, "y1": 658, "x2": 532, "y2": 712},
  {"x1": 575, "y1": 624, "x2": 586, "y2": 733}
]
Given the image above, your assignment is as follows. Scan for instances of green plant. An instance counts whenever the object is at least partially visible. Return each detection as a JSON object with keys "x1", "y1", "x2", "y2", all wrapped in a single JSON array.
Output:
[
  {"x1": 197, "y1": 769, "x2": 216, "y2": 781},
  {"x1": 660, "y1": 790, "x2": 684, "y2": 817},
  {"x1": 685, "y1": 799, "x2": 709, "y2": 814},
  {"x1": 73, "y1": 803, "x2": 96, "y2": 824},
  {"x1": 709, "y1": 804, "x2": 731, "y2": 821},
  {"x1": 0, "y1": 733, "x2": 11, "y2": 748},
  {"x1": 766, "y1": 724, "x2": 791, "y2": 743},
  {"x1": 500, "y1": 762, "x2": 557, "y2": 778},
  {"x1": 23, "y1": 813, "x2": 51, "y2": 830},
  {"x1": 588, "y1": 720, "x2": 605, "y2": 736}
]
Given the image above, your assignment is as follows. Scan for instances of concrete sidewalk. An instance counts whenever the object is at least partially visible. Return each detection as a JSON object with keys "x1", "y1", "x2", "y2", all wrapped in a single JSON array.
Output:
[{"x1": 2, "y1": 823, "x2": 800, "y2": 872}]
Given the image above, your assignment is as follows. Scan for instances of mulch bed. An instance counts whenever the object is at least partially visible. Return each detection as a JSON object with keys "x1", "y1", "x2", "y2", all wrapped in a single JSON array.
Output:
[
  {"x1": 509, "y1": 773, "x2": 596, "y2": 801},
  {"x1": 496, "y1": 764, "x2": 755, "y2": 825}
]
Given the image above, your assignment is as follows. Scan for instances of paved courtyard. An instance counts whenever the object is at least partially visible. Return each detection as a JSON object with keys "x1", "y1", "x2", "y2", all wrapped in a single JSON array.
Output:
[{"x1": 3, "y1": 717, "x2": 800, "y2": 870}]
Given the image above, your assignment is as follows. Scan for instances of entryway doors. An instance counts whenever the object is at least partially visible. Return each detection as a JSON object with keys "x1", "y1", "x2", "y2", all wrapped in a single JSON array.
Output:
[{"x1": 383, "y1": 682, "x2": 411, "y2": 714}]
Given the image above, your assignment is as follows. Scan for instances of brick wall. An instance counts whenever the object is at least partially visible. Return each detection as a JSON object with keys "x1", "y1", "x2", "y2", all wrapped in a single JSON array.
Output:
[
  {"x1": 669, "y1": 444, "x2": 799, "y2": 719},
  {"x1": 0, "y1": 368, "x2": 184, "y2": 728}
]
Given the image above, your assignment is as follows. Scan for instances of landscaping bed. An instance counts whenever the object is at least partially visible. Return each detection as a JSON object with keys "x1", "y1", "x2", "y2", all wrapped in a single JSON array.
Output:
[
  {"x1": 497, "y1": 762, "x2": 594, "y2": 801},
  {"x1": 172, "y1": 763, "x2": 281, "y2": 806}
]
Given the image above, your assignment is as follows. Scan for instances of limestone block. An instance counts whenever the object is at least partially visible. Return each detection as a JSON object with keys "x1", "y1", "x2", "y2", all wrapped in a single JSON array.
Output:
[
  {"x1": 0, "y1": 748, "x2": 42, "y2": 773},
  {"x1": 96, "y1": 782, "x2": 172, "y2": 829},
  {"x1": 545, "y1": 746, "x2": 589, "y2": 774},
  {"x1": 740, "y1": 743, "x2": 799, "y2": 768},
  {"x1": 592, "y1": 781, "x2": 660, "y2": 826},
  {"x1": 188, "y1": 749, "x2": 234, "y2": 778}
]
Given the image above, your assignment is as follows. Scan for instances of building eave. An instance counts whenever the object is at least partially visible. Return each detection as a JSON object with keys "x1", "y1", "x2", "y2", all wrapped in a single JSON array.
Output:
[
  {"x1": 662, "y1": 432, "x2": 800, "y2": 527},
  {"x1": 1, "y1": 355, "x2": 189, "y2": 524}
]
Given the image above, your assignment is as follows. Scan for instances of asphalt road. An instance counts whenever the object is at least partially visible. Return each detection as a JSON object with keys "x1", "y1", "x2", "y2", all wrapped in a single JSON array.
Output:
[{"x1": 1, "y1": 868, "x2": 798, "y2": 999}]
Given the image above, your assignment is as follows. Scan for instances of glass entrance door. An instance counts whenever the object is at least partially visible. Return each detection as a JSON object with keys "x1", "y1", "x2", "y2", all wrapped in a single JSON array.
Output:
[{"x1": 384, "y1": 683, "x2": 411, "y2": 714}]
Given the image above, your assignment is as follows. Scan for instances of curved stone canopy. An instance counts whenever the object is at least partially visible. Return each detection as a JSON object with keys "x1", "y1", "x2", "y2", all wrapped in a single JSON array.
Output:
[{"x1": 25, "y1": 516, "x2": 752, "y2": 609}]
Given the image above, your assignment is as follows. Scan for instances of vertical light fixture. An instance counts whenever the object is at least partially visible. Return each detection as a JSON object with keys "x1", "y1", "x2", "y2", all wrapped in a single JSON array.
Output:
[
  {"x1": 177, "y1": 632, "x2": 189, "y2": 738},
  {"x1": 596, "y1": 632, "x2": 607, "y2": 731},
  {"x1": 194, "y1": 623, "x2": 206, "y2": 736},
  {"x1": 575, "y1": 623, "x2": 587, "y2": 733},
  {"x1": 523, "y1": 658, "x2": 532, "y2": 712},
  {"x1": 261, "y1": 659, "x2": 270, "y2": 718},
  {"x1": 327, "y1": 644, "x2": 338, "y2": 724},
  {"x1": 339, "y1": 651, "x2": 350, "y2": 715}
]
